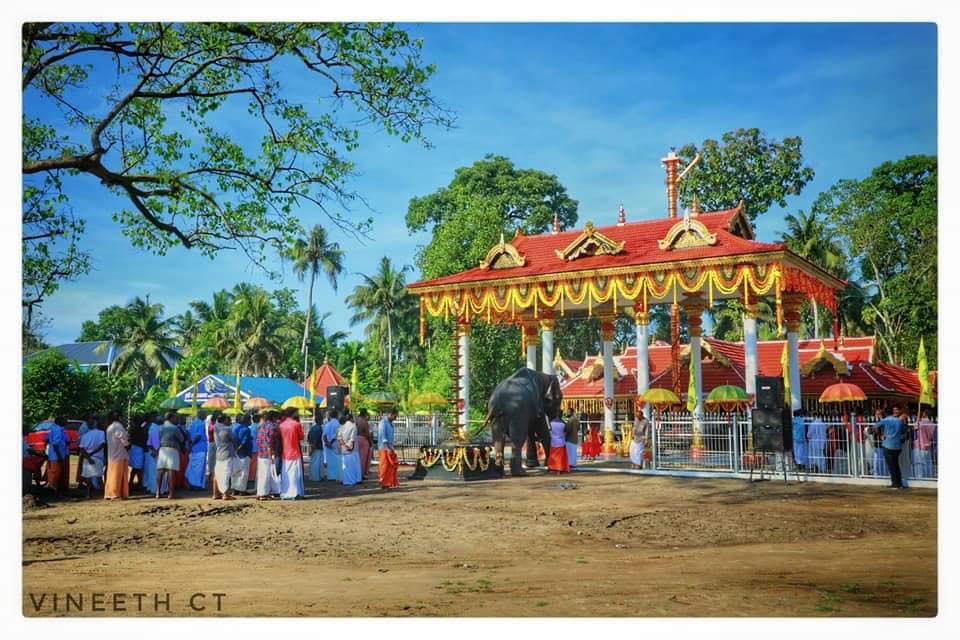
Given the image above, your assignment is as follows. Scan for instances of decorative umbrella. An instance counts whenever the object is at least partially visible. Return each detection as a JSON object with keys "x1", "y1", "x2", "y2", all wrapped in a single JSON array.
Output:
[
  {"x1": 640, "y1": 388, "x2": 681, "y2": 411},
  {"x1": 244, "y1": 397, "x2": 272, "y2": 411},
  {"x1": 282, "y1": 396, "x2": 315, "y2": 410},
  {"x1": 365, "y1": 390, "x2": 399, "y2": 409},
  {"x1": 159, "y1": 396, "x2": 188, "y2": 410},
  {"x1": 202, "y1": 395, "x2": 229, "y2": 409},
  {"x1": 819, "y1": 382, "x2": 867, "y2": 403},
  {"x1": 705, "y1": 385, "x2": 750, "y2": 412},
  {"x1": 412, "y1": 391, "x2": 448, "y2": 409}
]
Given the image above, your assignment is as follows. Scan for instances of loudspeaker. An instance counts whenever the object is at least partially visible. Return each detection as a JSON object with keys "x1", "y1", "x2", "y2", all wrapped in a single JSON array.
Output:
[
  {"x1": 752, "y1": 406, "x2": 793, "y2": 452},
  {"x1": 756, "y1": 376, "x2": 784, "y2": 410},
  {"x1": 326, "y1": 385, "x2": 348, "y2": 412}
]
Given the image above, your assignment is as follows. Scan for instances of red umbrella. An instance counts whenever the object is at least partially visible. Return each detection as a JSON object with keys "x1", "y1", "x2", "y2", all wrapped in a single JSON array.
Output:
[{"x1": 819, "y1": 382, "x2": 867, "y2": 403}]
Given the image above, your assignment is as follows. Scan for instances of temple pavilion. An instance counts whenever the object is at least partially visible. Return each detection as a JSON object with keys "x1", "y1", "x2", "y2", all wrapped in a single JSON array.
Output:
[{"x1": 407, "y1": 149, "x2": 847, "y2": 449}]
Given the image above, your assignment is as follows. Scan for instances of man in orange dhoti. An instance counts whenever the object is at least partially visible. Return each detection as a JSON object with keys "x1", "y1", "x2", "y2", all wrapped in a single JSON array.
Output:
[
  {"x1": 104, "y1": 412, "x2": 130, "y2": 500},
  {"x1": 377, "y1": 409, "x2": 400, "y2": 489}
]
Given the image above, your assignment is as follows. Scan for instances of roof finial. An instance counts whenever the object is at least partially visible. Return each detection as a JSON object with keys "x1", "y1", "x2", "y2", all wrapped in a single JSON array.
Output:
[
  {"x1": 617, "y1": 203, "x2": 626, "y2": 226},
  {"x1": 691, "y1": 195, "x2": 701, "y2": 216},
  {"x1": 552, "y1": 212, "x2": 560, "y2": 234},
  {"x1": 323, "y1": 354, "x2": 329, "y2": 365}
]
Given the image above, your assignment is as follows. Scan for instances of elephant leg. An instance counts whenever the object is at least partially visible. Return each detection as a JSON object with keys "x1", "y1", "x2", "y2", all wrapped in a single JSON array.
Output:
[
  {"x1": 510, "y1": 435, "x2": 526, "y2": 476},
  {"x1": 536, "y1": 417, "x2": 551, "y2": 465},
  {"x1": 525, "y1": 431, "x2": 540, "y2": 467},
  {"x1": 493, "y1": 433, "x2": 506, "y2": 477}
]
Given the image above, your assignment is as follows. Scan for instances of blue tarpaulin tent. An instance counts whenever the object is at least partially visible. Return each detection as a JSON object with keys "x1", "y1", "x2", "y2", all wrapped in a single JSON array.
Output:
[{"x1": 173, "y1": 374, "x2": 318, "y2": 406}]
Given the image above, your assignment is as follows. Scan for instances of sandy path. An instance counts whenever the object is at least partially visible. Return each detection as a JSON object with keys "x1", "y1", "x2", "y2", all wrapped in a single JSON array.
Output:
[{"x1": 22, "y1": 471, "x2": 937, "y2": 617}]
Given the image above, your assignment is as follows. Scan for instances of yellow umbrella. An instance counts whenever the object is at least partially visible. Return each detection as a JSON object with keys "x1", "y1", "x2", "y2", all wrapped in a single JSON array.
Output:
[
  {"x1": 640, "y1": 388, "x2": 681, "y2": 411},
  {"x1": 283, "y1": 396, "x2": 315, "y2": 410}
]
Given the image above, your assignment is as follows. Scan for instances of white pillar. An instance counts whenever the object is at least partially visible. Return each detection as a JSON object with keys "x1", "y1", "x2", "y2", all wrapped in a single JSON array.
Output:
[
  {"x1": 635, "y1": 310, "x2": 651, "y2": 419},
  {"x1": 685, "y1": 297, "x2": 706, "y2": 456},
  {"x1": 541, "y1": 319, "x2": 555, "y2": 375},
  {"x1": 458, "y1": 323, "x2": 470, "y2": 430},
  {"x1": 690, "y1": 334, "x2": 704, "y2": 419},
  {"x1": 787, "y1": 332, "x2": 801, "y2": 410},
  {"x1": 523, "y1": 322, "x2": 537, "y2": 370},
  {"x1": 743, "y1": 309, "x2": 759, "y2": 398},
  {"x1": 600, "y1": 317, "x2": 616, "y2": 447},
  {"x1": 784, "y1": 294, "x2": 803, "y2": 411}
]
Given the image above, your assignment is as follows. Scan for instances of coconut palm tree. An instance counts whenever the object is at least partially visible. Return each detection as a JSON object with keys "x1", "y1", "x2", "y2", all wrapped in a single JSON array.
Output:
[
  {"x1": 105, "y1": 297, "x2": 179, "y2": 390},
  {"x1": 220, "y1": 287, "x2": 295, "y2": 376},
  {"x1": 346, "y1": 257, "x2": 412, "y2": 382},
  {"x1": 781, "y1": 210, "x2": 846, "y2": 338},
  {"x1": 289, "y1": 225, "x2": 345, "y2": 380},
  {"x1": 170, "y1": 309, "x2": 201, "y2": 351}
]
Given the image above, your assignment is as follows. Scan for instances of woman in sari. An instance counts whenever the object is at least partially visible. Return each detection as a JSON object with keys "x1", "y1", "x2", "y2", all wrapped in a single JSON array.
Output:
[{"x1": 581, "y1": 423, "x2": 602, "y2": 459}]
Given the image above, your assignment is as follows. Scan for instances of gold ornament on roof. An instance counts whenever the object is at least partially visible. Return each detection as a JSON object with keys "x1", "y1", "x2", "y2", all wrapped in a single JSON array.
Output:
[
  {"x1": 800, "y1": 341, "x2": 849, "y2": 377},
  {"x1": 479, "y1": 232, "x2": 526, "y2": 270},
  {"x1": 658, "y1": 208, "x2": 718, "y2": 251},
  {"x1": 555, "y1": 221, "x2": 626, "y2": 261}
]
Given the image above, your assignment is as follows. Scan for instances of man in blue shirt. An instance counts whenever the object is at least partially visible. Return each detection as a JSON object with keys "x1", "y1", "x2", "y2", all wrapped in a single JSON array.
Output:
[
  {"x1": 871, "y1": 405, "x2": 908, "y2": 489},
  {"x1": 44, "y1": 417, "x2": 69, "y2": 496},
  {"x1": 232, "y1": 414, "x2": 254, "y2": 495}
]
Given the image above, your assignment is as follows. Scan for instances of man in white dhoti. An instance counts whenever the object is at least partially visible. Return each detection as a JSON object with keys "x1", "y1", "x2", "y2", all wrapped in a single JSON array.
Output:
[
  {"x1": 79, "y1": 422, "x2": 106, "y2": 498},
  {"x1": 155, "y1": 412, "x2": 185, "y2": 499},
  {"x1": 307, "y1": 412, "x2": 326, "y2": 481},
  {"x1": 629, "y1": 413, "x2": 649, "y2": 469},
  {"x1": 338, "y1": 412, "x2": 362, "y2": 486},
  {"x1": 278, "y1": 408, "x2": 305, "y2": 499},
  {"x1": 231, "y1": 414, "x2": 253, "y2": 495},
  {"x1": 212, "y1": 414, "x2": 237, "y2": 500},
  {"x1": 323, "y1": 409, "x2": 342, "y2": 482},
  {"x1": 255, "y1": 411, "x2": 281, "y2": 499}
]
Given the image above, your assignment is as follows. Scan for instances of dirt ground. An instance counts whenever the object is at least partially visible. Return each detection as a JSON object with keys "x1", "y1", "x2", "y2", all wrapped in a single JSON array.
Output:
[{"x1": 22, "y1": 463, "x2": 937, "y2": 618}]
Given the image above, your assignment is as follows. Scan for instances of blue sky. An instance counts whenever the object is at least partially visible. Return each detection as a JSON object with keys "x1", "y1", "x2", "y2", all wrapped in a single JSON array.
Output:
[{"x1": 29, "y1": 22, "x2": 937, "y2": 345}]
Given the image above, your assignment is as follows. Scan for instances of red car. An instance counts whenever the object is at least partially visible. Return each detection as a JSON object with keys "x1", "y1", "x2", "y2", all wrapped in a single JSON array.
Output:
[{"x1": 25, "y1": 420, "x2": 83, "y2": 455}]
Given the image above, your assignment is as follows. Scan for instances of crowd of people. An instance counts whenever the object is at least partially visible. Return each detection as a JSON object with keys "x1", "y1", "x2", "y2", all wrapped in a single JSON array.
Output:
[
  {"x1": 22, "y1": 406, "x2": 404, "y2": 500},
  {"x1": 791, "y1": 405, "x2": 938, "y2": 486}
]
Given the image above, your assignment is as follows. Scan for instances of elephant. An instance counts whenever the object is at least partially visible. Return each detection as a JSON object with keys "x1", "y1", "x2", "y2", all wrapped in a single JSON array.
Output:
[{"x1": 484, "y1": 367, "x2": 563, "y2": 476}]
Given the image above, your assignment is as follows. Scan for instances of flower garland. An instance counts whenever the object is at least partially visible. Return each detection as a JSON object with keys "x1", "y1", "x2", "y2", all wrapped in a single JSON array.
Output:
[
  {"x1": 419, "y1": 263, "x2": 782, "y2": 322},
  {"x1": 417, "y1": 446, "x2": 491, "y2": 472}
]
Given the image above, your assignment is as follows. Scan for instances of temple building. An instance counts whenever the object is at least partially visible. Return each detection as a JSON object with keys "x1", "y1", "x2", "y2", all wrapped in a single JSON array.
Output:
[
  {"x1": 557, "y1": 335, "x2": 936, "y2": 417},
  {"x1": 408, "y1": 148, "x2": 848, "y2": 456}
]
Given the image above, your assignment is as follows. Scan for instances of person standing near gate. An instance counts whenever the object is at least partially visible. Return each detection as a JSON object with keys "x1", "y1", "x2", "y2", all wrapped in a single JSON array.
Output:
[
  {"x1": 629, "y1": 413, "x2": 649, "y2": 470},
  {"x1": 870, "y1": 406, "x2": 907, "y2": 489},
  {"x1": 806, "y1": 413, "x2": 827, "y2": 473}
]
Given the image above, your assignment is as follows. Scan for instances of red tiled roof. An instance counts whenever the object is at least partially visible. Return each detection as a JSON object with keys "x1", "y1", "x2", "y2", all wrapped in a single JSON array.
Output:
[
  {"x1": 409, "y1": 208, "x2": 785, "y2": 290},
  {"x1": 304, "y1": 361, "x2": 345, "y2": 395},
  {"x1": 562, "y1": 335, "x2": 929, "y2": 401}
]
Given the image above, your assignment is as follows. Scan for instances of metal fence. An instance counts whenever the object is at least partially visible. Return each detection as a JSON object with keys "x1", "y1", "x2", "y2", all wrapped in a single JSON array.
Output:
[{"x1": 376, "y1": 411, "x2": 938, "y2": 483}]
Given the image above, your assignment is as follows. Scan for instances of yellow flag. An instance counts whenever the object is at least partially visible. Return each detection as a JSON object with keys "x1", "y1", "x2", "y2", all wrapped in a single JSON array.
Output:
[
  {"x1": 686, "y1": 352, "x2": 697, "y2": 412},
  {"x1": 780, "y1": 341, "x2": 791, "y2": 408},
  {"x1": 917, "y1": 338, "x2": 934, "y2": 407},
  {"x1": 234, "y1": 370, "x2": 242, "y2": 413}
]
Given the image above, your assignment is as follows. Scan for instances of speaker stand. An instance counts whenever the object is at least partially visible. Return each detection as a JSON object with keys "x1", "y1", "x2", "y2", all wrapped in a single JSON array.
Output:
[{"x1": 749, "y1": 450, "x2": 769, "y2": 483}]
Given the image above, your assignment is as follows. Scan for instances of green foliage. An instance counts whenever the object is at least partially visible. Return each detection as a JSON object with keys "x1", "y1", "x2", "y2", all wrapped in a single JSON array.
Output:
[
  {"x1": 108, "y1": 297, "x2": 179, "y2": 390},
  {"x1": 676, "y1": 128, "x2": 815, "y2": 219},
  {"x1": 76, "y1": 305, "x2": 131, "y2": 342},
  {"x1": 815, "y1": 155, "x2": 937, "y2": 367},
  {"x1": 22, "y1": 350, "x2": 92, "y2": 428},
  {"x1": 345, "y1": 256, "x2": 417, "y2": 381},
  {"x1": 406, "y1": 155, "x2": 579, "y2": 407},
  {"x1": 22, "y1": 22, "x2": 452, "y2": 322}
]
